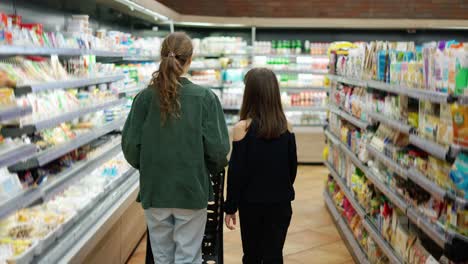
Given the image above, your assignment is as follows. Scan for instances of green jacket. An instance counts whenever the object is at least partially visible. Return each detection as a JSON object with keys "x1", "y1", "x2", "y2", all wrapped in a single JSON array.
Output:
[{"x1": 121, "y1": 77, "x2": 230, "y2": 209}]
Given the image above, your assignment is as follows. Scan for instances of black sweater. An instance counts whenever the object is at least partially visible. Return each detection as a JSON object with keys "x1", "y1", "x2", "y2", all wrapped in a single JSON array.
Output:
[{"x1": 224, "y1": 123, "x2": 298, "y2": 214}]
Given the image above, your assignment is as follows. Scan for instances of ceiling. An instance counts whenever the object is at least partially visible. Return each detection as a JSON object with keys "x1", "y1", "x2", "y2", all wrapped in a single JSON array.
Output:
[{"x1": 156, "y1": 0, "x2": 468, "y2": 19}]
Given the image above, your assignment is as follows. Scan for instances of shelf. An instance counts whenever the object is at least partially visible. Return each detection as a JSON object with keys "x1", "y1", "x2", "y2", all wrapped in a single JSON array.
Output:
[
  {"x1": 1, "y1": 98, "x2": 127, "y2": 138},
  {"x1": 406, "y1": 208, "x2": 447, "y2": 248},
  {"x1": 0, "y1": 105, "x2": 33, "y2": 122},
  {"x1": 325, "y1": 161, "x2": 366, "y2": 218},
  {"x1": 119, "y1": 84, "x2": 146, "y2": 95},
  {"x1": 284, "y1": 106, "x2": 327, "y2": 111},
  {"x1": 408, "y1": 134, "x2": 449, "y2": 161},
  {"x1": 328, "y1": 105, "x2": 369, "y2": 130},
  {"x1": 36, "y1": 170, "x2": 139, "y2": 263},
  {"x1": 121, "y1": 55, "x2": 160, "y2": 61},
  {"x1": 366, "y1": 145, "x2": 408, "y2": 180},
  {"x1": 0, "y1": 140, "x2": 121, "y2": 220},
  {"x1": 8, "y1": 118, "x2": 125, "y2": 172},
  {"x1": 367, "y1": 112, "x2": 413, "y2": 134},
  {"x1": 193, "y1": 53, "x2": 250, "y2": 58},
  {"x1": 0, "y1": 143, "x2": 36, "y2": 169},
  {"x1": 189, "y1": 67, "x2": 223, "y2": 71},
  {"x1": 323, "y1": 190, "x2": 371, "y2": 264},
  {"x1": 272, "y1": 69, "x2": 327, "y2": 75},
  {"x1": 328, "y1": 74, "x2": 467, "y2": 105},
  {"x1": 253, "y1": 54, "x2": 329, "y2": 59},
  {"x1": 362, "y1": 220, "x2": 403, "y2": 264},
  {"x1": 14, "y1": 75, "x2": 125, "y2": 96},
  {"x1": 0, "y1": 45, "x2": 125, "y2": 57},
  {"x1": 280, "y1": 87, "x2": 327, "y2": 92}
]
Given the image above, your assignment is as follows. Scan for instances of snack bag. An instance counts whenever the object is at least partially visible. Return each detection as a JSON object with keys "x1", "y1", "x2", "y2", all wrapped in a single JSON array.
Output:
[
  {"x1": 449, "y1": 152, "x2": 468, "y2": 199},
  {"x1": 452, "y1": 104, "x2": 468, "y2": 147}
]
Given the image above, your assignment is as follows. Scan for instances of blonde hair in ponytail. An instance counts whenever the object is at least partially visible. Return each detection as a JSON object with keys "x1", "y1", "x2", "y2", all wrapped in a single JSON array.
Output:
[{"x1": 151, "y1": 32, "x2": 193, "y2": 123}]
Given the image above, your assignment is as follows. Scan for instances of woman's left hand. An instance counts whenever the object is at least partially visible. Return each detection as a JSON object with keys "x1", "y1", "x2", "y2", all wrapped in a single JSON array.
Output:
[{"x1": 225, "y1": 214, "x2": 237, "y2": 230}]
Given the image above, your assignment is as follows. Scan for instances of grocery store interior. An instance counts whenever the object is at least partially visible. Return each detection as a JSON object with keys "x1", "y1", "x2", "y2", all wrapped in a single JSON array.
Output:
[{"x1": 0, "y1": 0, "x2": 467, "y2": 263}]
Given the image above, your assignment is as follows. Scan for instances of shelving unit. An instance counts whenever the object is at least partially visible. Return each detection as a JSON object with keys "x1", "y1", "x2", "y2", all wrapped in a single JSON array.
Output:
[
  {"x1": 325, "y1": 73, "x2": 468, "y2": 262},
  {"x1": 0, "y1": 140, "x2": 121, "y2": 219},
  {"x1": 14, "y1": 75, "x2": 125, "y2": 95},
  {"x1": 1, "y1": 98, "x2": 127, "y2": 138},
  {"x1": 8, "y1": 118, "x2": 125, "y2": 172},
  {"x1": 35, "y1": 169, "x2": 139, "y2": 264}
]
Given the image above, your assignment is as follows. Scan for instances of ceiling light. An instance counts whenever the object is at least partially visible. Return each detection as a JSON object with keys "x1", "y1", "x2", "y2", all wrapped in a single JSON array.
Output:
[{"x1": 114, "y1": 0, "x2": 168, "y2": 21}]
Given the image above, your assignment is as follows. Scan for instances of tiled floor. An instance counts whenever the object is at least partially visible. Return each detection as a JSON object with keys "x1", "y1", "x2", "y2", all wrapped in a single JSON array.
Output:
[{"x1": 127, "y1": 166, "x2": 355, "y2": 264}]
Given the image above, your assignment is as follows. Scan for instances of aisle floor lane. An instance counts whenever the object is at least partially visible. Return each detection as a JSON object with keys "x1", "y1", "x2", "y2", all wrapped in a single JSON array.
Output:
[{"x1": 127, "y1": 166, "x2": 355, "y2": 264}]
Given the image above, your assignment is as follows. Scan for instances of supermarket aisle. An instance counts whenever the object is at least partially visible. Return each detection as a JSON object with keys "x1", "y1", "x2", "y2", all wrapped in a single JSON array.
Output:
[{"x1": 127, "y1": 166, "x2": 354, "y2": 264}]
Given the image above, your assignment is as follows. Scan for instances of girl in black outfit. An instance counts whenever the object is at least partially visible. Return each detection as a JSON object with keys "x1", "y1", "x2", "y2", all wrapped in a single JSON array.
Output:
[{"x1": 224, "y1": 68, "x2": 298, "y2": 264}]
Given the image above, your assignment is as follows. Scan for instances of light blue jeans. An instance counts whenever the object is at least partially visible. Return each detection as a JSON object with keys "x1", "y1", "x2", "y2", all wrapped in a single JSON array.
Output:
[{"x1": 144, "y1": 208, "x2": 207, "y2": 264}]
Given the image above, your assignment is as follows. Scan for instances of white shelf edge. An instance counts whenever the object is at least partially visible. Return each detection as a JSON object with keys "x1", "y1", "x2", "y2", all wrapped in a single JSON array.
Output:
[
  {"x1": 15, "y1": 75, "x2": 125, "y2": 95},
  {"x1": 328, "y1": 105, "x2": 369, "y2": 130},
  {"x1": 0, "y1": 105, "x2": 33, "y2": 122},
  {"x1": 323, "y1": 190, "x2": 371, "y2": 264},
  {"x1": 366, "y1": 145, "x2": 408, "y2": 180},
  {"x1": 367, "y1": 112, "x2": 412, "y2": 134}
]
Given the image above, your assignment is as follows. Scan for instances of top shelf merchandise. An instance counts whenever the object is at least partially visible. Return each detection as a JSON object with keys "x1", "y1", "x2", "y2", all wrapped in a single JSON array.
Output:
[
  {"x1": 192, "y1": 37, "x2": 249, "y2": 56},
  {"x1": 0, "y1": 12, "x2": 162, "y2": 58},
  {"x1": 253, "y1": 40, "x2": 329, "y2": 56},
  {"x1": 328, "y1": 41, "x2": 468, "y2": 104}
]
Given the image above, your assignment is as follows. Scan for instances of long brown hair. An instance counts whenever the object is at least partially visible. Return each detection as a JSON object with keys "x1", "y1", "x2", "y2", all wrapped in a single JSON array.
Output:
[
  {"x1": 151, "y1": 32, "x2": 193, "y2": 123},
  {"x1": 240, "y1": 68, "x2": 288, "y2": 139}
]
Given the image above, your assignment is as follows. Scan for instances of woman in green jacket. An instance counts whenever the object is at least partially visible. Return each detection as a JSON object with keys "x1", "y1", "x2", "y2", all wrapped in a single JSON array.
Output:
[{"x1": 122, "y1": 32, "x2": 230, "y2": 264}]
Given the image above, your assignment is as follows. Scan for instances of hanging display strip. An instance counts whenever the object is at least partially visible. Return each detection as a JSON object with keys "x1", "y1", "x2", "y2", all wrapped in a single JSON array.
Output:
[
  {"x1": 1, "y1": 98, "x2": 128, "y2": 138},
  {"x1": 329, "y1": 74, "x2": 468, "y2": 105},
  {"x1": 35, "y1": 169, "x2": 139, "y2": 264},
  {"x1": 328, "y1": 105, "x2": 369, "y2": 130},
  {"x1": 367, "y1": 112, "x2": 413, "y2": 134},
  {"x1": 14, "y1": 75, "x2": 125, "y2": 96},
  {"x1": 323, "y1": 190, "x2": 371, "y2": 264},
  {"x1": 0, "y1": 105, "x2": 33, "y2": 122},
  {"x1": 0, "y1": 143, "x2": 36, "y2": 169},
  {"x1": 366, "y1": 145, "x2": 409, "y2": 180},
  {"x1": 0, "y1": 45, "x2": 125, "y2": 57},
  {"x1": 325, "y1": 161, "x2": 404, "y2": 264},
  {"x1": 0, "y1": 140, "x2": 121, "y2": 220},
  {"x1": 8, "y1": 118, "x2": 125, "y2": 172}
]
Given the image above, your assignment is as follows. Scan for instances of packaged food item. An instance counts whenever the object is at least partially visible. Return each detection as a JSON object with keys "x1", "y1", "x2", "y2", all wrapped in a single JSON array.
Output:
[
  {"x1": 451, "y1": 104, "x2": 468, "y2": 147},
  {"x1": 449, "y1": 153, "x2": 468, "y2": 199}
]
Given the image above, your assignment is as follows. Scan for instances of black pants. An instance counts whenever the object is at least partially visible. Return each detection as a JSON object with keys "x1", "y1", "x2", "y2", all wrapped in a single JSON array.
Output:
[
  {"x1": 239, "y1": 202, "x2": 292, "y2": 264},
  {"x1": 146, "y1": 227, "x2": 154, "y2": 264}
]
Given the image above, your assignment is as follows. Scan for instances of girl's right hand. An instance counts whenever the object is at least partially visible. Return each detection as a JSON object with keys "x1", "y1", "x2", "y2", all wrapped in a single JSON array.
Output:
[{"x1": 225, "y1": 214, "x2": 237, "y2": 230}]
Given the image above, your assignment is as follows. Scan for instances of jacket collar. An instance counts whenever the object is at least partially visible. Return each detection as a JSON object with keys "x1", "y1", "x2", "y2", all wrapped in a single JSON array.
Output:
[{"x1": 179, "y1": 77, "x2": 192, "y2": 85}]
